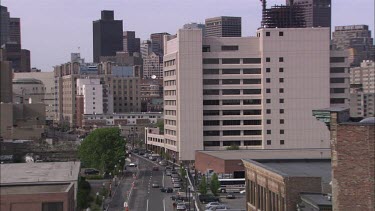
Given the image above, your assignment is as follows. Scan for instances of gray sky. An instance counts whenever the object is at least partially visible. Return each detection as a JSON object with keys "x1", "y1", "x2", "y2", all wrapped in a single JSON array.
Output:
[{"x1": 2, "y1": 0, "x2": 374, "y2": 71}]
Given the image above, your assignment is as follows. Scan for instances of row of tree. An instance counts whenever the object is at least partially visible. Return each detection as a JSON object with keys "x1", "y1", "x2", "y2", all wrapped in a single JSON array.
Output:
[{"x1": 199, "y1": 173, "x2": 220, "y2": 196}]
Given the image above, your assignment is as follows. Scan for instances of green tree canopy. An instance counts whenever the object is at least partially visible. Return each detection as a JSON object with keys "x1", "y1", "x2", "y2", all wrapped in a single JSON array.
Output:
[
  {"x1": 156, "y1": 120, "x2": 164, "y2": 133},
  {"x1": 199, "y1": 176, "x2": 208, "y2": 195},
  {"x1": 79, "y1": 127, "x2": 125, "y2": 173},
  {"x1": 210, "y1": 173, "x2": 220, "y2": 196}
]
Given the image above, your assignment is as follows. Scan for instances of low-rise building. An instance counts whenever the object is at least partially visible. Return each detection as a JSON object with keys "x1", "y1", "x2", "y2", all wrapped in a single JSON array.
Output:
[{"x1": 0, "y1": 162, "x2": 81, "y2": 211}]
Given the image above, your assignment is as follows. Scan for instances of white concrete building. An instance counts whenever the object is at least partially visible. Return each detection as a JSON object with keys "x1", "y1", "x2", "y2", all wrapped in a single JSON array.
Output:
[
  {"x1": 77, "y1": 78, "x2": 103, "y2": 114},
  {"x1": 330, "y1": 50, "x2": 350, "y2": 108},
  {"x1": 148, "y1": 28, "x2": 332, "y2": 161},
  {"x1": 143, "y1": 52, "x2": 163, "y2": 79}
]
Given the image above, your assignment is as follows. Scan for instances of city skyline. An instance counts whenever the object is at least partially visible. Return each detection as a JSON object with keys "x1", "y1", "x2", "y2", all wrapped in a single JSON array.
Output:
[{"x1": 2, "y1": 0, "x2": 374, "y2": 71}]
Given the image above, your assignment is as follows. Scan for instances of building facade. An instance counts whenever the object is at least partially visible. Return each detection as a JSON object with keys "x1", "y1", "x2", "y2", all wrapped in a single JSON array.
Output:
[
  {"x1": 0, "y1": 49, "x2": 12, "y2": 103},
  {"x1": 286, "y1": 0, "x2": 331, "y2": 28},
  {"x1": 8, "y1": 17, "x2": 21, "y2": 44},
  {"x1": 77, "y1": 78, "x2": 103, "y2": 115},
  {"x1": 332, "y1": 25, "x2": 374, "y2": 66},
  {"x1": 123, "y1": 31, "x2": 140, "y2": 56},
  {"x1": 150, "y1": 32, "x2": 170, "y2": 55},
  {"x1": 183, "y1": 22, "x2": 206, "y2": 36},
  {"x1": 12, "y1": 78, "x2": 45, "y2": 104},
  {"x1": 205, "y1": 16, "x2": 241, "y2": 37},
  {"x1": 329, "y1": 50, "x2": 350, "y2": 108},
  {"x1": 143, "y1": 52, "x2": 163, "y2": 79},
  {"x1": 93, "y1": 10, "x2": 123, "y2": 63},
  {"x1": 0, "y1": 5, "x2": 10, "y2": 46},
  {"x1": 140, "y1": 40, "x2": 152, "y2": 59}
]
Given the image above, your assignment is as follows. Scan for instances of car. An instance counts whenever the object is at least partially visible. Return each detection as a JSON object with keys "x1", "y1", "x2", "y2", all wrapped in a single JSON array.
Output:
[
  {"x1": 139, "y1": 151, "x2": 145, "y2": 155},
  {"x1": 149, "y1": 156, "x2": 153, "y2": 160},
  {"x1": 84, "y1": 168, "x2": 100, "y2": 175},
  {"x1": 152, "y1": 166, "x2": 159, "y2": 171},
  {"x1": 159, "y1": 160, "x2": 167, "y2": 166},
  {"x1": 176, "y1": 203, "x2": 187, "y2": 210},
  {"x1": 173, "y1": 183, "x2": 181, "y2": 188},
  {"x1": 160, "y1": 187, "x2": 167, "y2": 192},
  {"x1": 143, "y1": 153, "x2": 149, "y2": 158},
  {"x1": 240, "y1": 189, "x2": 246, "y2": 194},
  {"x1": 199, "y1": 195, "x2": 220, "y2": 204},
  {"x1": 128, "y1": 163, "x2": 137, "y2": 167},
  {"x1": 205, "y1": 202, "x2": 222, "y2": 208},
  {"x1": 166, "y1": 171, "x2": 172, "y2": 176},
  {"x1": 165, "y1": 166, "x2": 172, "y2": 170},
  {"x1": 151, "y1": 157, "x2": 157, "y2": 161},
  {"x1": 152, "y1": 183, "x2": 159, "y2": 188},
  {"x1": 205, "y1": 205, "x2": 229, "y2": 211},
  {"x1": 166, "y1": 187, "x2": 174, "y2": 193},
  {"x1": 226, "y1": 194, "x2": 236, "y2": 199}
]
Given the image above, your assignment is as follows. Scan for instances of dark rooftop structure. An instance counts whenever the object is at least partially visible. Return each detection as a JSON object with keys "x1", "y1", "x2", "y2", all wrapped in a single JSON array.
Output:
[{"x1": 299, "y1": 193, "x2": 332, "y2": 211}]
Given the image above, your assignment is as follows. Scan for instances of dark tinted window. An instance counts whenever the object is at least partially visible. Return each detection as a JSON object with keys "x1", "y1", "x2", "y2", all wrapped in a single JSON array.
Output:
[
  {"x1": 203, "y1": 58, "x2": 219, "y2": 64},
  {"x1": 243, "y1": 89, "x2": 261, "y2": 95},
  {"x1": 244, "y1": 140, "x2": 262, "y2": 146},
  {"x1": 203, "y1": 69, "x2": 219, "y2": 74},
  {"x1": 222, "y1": 89, "x2": 240, "y2": 95},
  {"x1": 243, "y1": 79, "x2": 261, "y2": 84},
  {"x1": 203, "y1": 89, "x2": 220, "y2": 95},
  {"x1": 203, "y1": 100, "x2": 220, "y2": 105},
  {"x1": 203, "y1": 79, "x2": 220, "y2": 85},
  {"x1": 243, "y1": 120, "x2": 262, "y2": 125},
  {"x1": 203, "y1": 110, "x2": 220, "y2": 116},
  {"x1": 222, "y1": 58, "x2": 240, "y2": 64},
  {"x1": 221, "y1": 45, "x2": 239, "y2": 51},
  {"x1": 222, "y1": 100, "x2": 241, "y2": 105},
  {"x1": 204, "y1": 141, "x2": 220, "y2": 146},
  {"x1": 243, "y1": 58, "x2": 261, "y2": 64},
  {"x1": 222, "y1": 110, "x2": 241, "y2": 115},
  {"x1": 244, "y1": 130, "x2": 262, "y2": 135},
  {"x1": 330, "y1": 98, "x2": 346, "y2": 104},
  {"x1": 203, "y1": 131, "x2": 220, "y2": 136},
  {"x1": 223, "y1": 141, "x2": 241, "y2": 146},
  {"x1": 223, "y1": 120, "x2": 241, "y2": 125},
  {"x1": 222, "y1": 79, "x2": 240, "y2": 84},
  {"x1": 330, "y1": 57, "x2": 345, "y2": 63},
  {"x1": 330, "y1": 78, "x2": 345, "y2": 83},
  {"x1": 203, "y1": 120, "x2": 220, "y2": 126},
  {"x1": 222, "y1": 69, "x2": 240, "y2": 74},
  {"x1": 330, "y1": 67, "x2": 346, "y2": 73},
  {"x1": 243, "y1": 110, "x2": 262, "y2": 115},
  {"x1": 243, "y1": 99, "x2": 261, "y2": 105},
  {"x1": 223, "y1": 130, "x2": 241, "y2": 136},
  {"x1": 243, "y1": 68, "x2": 261, "y2": 74}
]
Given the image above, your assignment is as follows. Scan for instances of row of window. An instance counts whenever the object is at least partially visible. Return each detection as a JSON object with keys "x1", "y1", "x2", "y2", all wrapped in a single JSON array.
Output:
[
  {"x1": 203, "y1": 68, "x2": 261, "y2": 75},
  {"x1": 164, "y1": 80, "x2": 176, "y2": 86},
  {"x1": 164, "y1": 70, "x2": 176, "y2": 77},
  {"x1": 165, "y1": 119, "x2": 176, "y2": 126},
  {"x1": 165, "y1": 129, "x2": 176, "y2": 136},
  {"x1": 203, "y1": 79, "x2": 261, "y2": 85},
  {"x1": 204, "y1": 140, "x2": 262, "y2": 147},
  {"x1": 164, "y1": 59, "x2": 176, "y2": 67},
  {"x1": 203, "y1": 89, "x2": 261, "y2": 95},
  {"x1": 203, "y1": 130, "x2": 262, "y2": 136},
  {"x1": 260, "y1": 31, "x2": 284, "y2": 37},
  {"x1": 203, "y1": 58, "x2": 261, "y2": 65},
  {"x1": 164, "y1": 90, "x2": 176, "y2": 96},
  {"x1": 203, "y1": 99, "x2": 261, "y2": 106},
  {"x1": 165, "y1": 110, "x2": 176, "y2": 116},
  {"x1": 203, "y1": 110, "x2": 262, "y2": 116},
  {"x1": 165, "y1": 100, "x2": 177, "y2": 106},
  {"x1": 266, "y1": 98, "x2": 285, "y2": 104},
  {"x1": 204, "y1": 120, "x2": 262, "y2": 126}
]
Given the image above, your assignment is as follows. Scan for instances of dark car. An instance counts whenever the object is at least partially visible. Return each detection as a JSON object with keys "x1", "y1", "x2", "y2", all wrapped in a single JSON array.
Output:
[
  {"x1": 152, "y1": 166, "x2": 159, "y2": 171},
  {"x1": 166, "y1": 187, "x2": 174, "y2": 193},
  {"x1": 199, "y1": 194, "x2": 220, "y2": 204},
  {"x1": 160, "y1": 187, "x2": 167, "y2": 192},
  {"x1": 84, "y1": 168, "x2": 100, "y2": 175},
  {"x1": 226, "y1": 194, "x2": 236, "y2": 199}
]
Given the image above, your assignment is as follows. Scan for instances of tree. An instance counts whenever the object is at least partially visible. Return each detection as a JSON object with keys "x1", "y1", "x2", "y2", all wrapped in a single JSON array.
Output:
[
  {"x1": 156, "y1": 120, "x2": 164, "y2": 133},
  {"x1": 199, "y1": 176, "x2": 208, "y2": 195},
  {"x1": 210, "y1": 173, "x2": 220, "y2": 196},
  {"x1": 79, "y1": 128, "x2": 125, "y2": 173},
  {"x1": 77, "y1": 177, "x2": 92, "y2": 209},
  {"x1": 226, "y1": 144, "x2": 239, "y2": 150}
]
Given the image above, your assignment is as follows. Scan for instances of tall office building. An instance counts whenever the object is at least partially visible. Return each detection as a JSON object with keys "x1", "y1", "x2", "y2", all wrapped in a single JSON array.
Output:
[
  {"x1": 0, "y1": 5, "x2": 10, "y2": 46},
  {"x1": 286, "y1": 0, "x2": 331, "y2": 27},
  {"x1": 330, "y1": 50, "x2": 350, "y2": 108},
  {"x1": 0, "y1": 49, "x2": 12, "y2": 103},
  {"x1": 123, "y1": 31, "x2": 140, "y2": 55},
  {"x1": 153, "y1": 28, "x2": 332, "y2": 161},
  {"x1": 205, "y1": 16, "x2": 241, "y2": 37},
  {"x1": 9, "y1": 18, "x2": 21, "y2": 44},
  {"x1": 332, "y1": 25, "x2": 374, "y2": 66},
  {"x1": 143, "y1": 52, "x2": 163, "y2": 79},
  {"x1": 93, "y1": 10, "x2": 123, "y2": 63},
  {"x1": 183, "y1": 22, "x2": 206, "y2": 36},
  {"x1": 141, "y1": 40, "x2": 152, "y2": 59},
  {"x1": 150, "y1": 32, "x2": 170, "y2": 55}
]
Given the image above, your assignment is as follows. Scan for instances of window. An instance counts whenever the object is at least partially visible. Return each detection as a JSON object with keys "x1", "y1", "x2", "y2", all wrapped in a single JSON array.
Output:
[
  {"x1": 203, "y1": 120, "x2": 220, "y2": 126},
  {"x1": 280, "y1": 130, "x2": 285, "y2": 134},
  {"x1": 203, "y1": 89, "x2": 220, "y2": 95},
  {"x1": 223, "y1": 141, "x2": 241, "y2": 146},
  {"x1": 266, "y1": 89, "x2": 271, "y2": 93},
  {"x1": 266, "y1": 78, "x2": 271, "y2": 83},
  {"x1": 267, "y1": 130, "x2": 271, "y2": 134},
  {"x1": 244, "y1": 130, "x2": 262, "y2": 135},
  {"x1": 222, "y1": 58, "x2": 240, "y2": 64},
  {"x1": 330, "y1": 78, "x2": 345, "y2": 83},
  {"x1": 330, "y1": 88, "x2": 346, "y2": 93},
  {"x1": 243, "y1": 89, "x2": 261, "y2": 95},
  {"x1": 330, "y1": 98, "x2": 346, "y2": 104},
  {"x1": 204, "y1": 141, "x2": 220, "y2": 146},
  {"x1": 203, "y1": 110, "x2": 220, "y2": 116},
  {"x1": 243, "y1": 58, "x2": 261, "y2": 64},
  {"x1": 203, "y1": 69, "x2": 220, "y2": 74},
  {"x1": 203, "y1": 100, "x2": 220, "y2": 105},
  {"x1": 243, "y1": 99, "x2": 261, "y2": 105},
  {"x1": 222, "y1": 45, "x2": 239, "y2": 51},
  {"x1": 243, "y1": 68, "x2": 261, "y2": 74},
  {"x1": 330, "y1": 57, "x2": 345, "y2": 63},
  {"x1": 279, "y1": 31, "x2": 284, "y2": 36},
  {"x1": 266, "y1": 99, "x2": 271, "y2": 103},
  {"x1": 203, "y1": 45, "x2": 211, "y2": 52},
  {"x1": 204, "y1": 131, "x2": 220, "y2": 136},
  {"x1": 280, "y1": 119, "x2": 285, "y2": 124},
  {"x1": 222, "y1": 69, "x2": 240, "y2": 74},
  {"x1": 222, "y1": 89, "x2": 240, "y2": 95},
  {"x1": 267, "y1": 140, "x2": 272, "y2": 145},
  {"x1": 330, "y1": 67, "x2": 346, "y2": 73},
  {"x1": 222, "y1": 100, "x2": 241, "y2": 105},
  {"x1": 266, "y1": 68, "x2": 271, "y2": 73},
  {"x1": 42, "y1": 202, "x2": 63, "y2": 211},
  {"x1": 203, "y1": 58, "x2": 219, "y2": 64},
  {"x1": 244, "y1": 140, "x2": 262, "y2": 146},
  {"x1": 279, "y1": 99, "x2": 284, "y2": 103},
  {"x1": 223, "y1": 130, "x2": 241, "y2": 136},
  {"x1": 279, "y1": 68, "x2": 284, "y2": 72},
  {"x1": 267, "y1": 119, "x2": 271, "y2": 124},
  {"x1": 266, "y1": 57, "x2": 271, "y2": 62},
  {"x1": 244, "y1": 120, "x2": 262, "y2": 125},
  {"x1": 223, "y1": 110, "x2": 241, "y2": 115},
  {"x1": 266, "y1": 32, "x2": 270, "y2": 36},
  {"x1": 279, "y1": 88, "x2": 284, "y2": 93},
  {"x1": 203, "y1": 79, "x2": 220, "y2": 85},
  {"x1": 243, "y1": 110, "x2": 262, "y2": 115},
  {"x1": 223, "y1": 120, "x2": 241, "y2": 125},
  {"x1": 266, "y1": 109, "x2": 271, "y2": 114},
  {"x1": 222, "y1": 79, "x2": 241, "y2": 84},
  {"x1": 243, "y1": 79, "x2": 261, "y2": 84},
  {"x1": 279, "y1": 57, "x2": 284, "y2": 62},
  {"x1": 280, "y1": 109, "x2": 285, "y2": 114},
  {"x1": 280, "y1": 140, "x2": 285, "y2": 145},
  {"x1": 279, "y1": 78, "x2": 284, "y2": 83}
]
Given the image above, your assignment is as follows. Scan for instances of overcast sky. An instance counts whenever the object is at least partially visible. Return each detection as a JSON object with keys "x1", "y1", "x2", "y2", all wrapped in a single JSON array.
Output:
[{"x1": 2, "y1": 0, "x2": 374, "y2": 71}]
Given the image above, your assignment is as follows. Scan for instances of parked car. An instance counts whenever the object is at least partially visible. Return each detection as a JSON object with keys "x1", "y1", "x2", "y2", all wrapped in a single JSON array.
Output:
[
  {"x1": 240, "y1": 190, "x2": 246, "y2": 194},
  {"x1": 160, "y1": 187, "x2": 167, "y2": 192},
  {"x1": 152, "y1": 166, "x2": 159, "y2": 171},
  {"x1": 226, "y1": 194, "x2": 236, "y2": 199},
  {"x1": 84, "y1": 168, "x2": 100, "y2": 175},
  {"x1": 166, "y1": 171, "x2": 172, "y2": 176},
  {"x1": 173, "y1": 183, "x2": 181, "y2": 188},
  {"x1": 165, "y1": 166, "x2": 172, "y2": 170},
  {"x1": 205, "y1": 205, "x2": 229, "y2": 211},
  {"x1": 152, "y1": 183, "x2": 159, "y2": 188},
  {"x1": 159, "y1": 160, "x2": 168, "y2": 166},
  {"x1": 166, "y1": 187, "x2": 174, "y2": 193},
  {"x1": 176, "y1": 203, "x2": 187, "y2": 210},
  {"x1": 205, "y1": 202, "x2": 222, "y2": 208},
  {"x1": 128, "y1": 163, "x2": 137, "y2": 167},
  {"x1": 199, "y1": 195, "x2": 220, "y2": 204}
]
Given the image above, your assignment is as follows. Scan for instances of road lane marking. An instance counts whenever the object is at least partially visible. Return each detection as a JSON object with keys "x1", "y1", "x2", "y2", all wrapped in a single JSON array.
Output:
[
  {"x1": 163, "y1": 199, "x2": 166, "y2": 211},
  {"x1": 162, "y1": 172, "x2": 165, "y2": 187},
  {"x1": 146, "y1": 199, "x2": 149, "y2": 211}
]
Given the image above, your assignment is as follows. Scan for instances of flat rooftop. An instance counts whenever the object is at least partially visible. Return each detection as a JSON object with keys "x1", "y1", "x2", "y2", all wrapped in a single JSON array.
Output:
[
  {"x1": 1, "y1": 183, "x2": 72, "y2": 195},
  {"x1": 243, "y1": 159, "x2": 331, "y2": 184},
  {"x1": 0, "y1": 162, "x2": 80, "y2": 185},
  {"x1": 300, "y1": 193, "x2": 332, "y2": 207},
  {"x1": 197, "y1": 149, "x2": 331, "y2": 160}
]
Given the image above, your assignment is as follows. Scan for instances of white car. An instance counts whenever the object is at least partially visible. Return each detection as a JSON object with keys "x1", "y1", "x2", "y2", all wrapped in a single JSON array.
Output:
[
  {"x1": 128, "y1": 163, "x2": 137, "y2": 167},
  {"x1": 240, "y1": 189, "x2": 246, "y2": 194},
  {"x1": 205, "y1": 205, "x2": 229, "y2": 211},
  {"x1": 176, "y1": 203, "x2": 187, "y2": 210},
  {"x1": 205, "y1": 202, "x2": 222, "y2": 208}
]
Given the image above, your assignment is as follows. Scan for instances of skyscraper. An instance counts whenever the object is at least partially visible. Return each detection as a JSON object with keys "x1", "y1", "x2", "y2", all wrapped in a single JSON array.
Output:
[
  {"x1": 205, "y1": 16, "x2": 241, "y2": 37},
  {"x1": 183, "y1": 22, "x2": 206, "y2": 36},
  {"x1": 0, "y1": 5, "x2": 10, "y2": 46},
  {"x1": 93, "y1": 10, "x2": 123, "y2": 63},
  {"x1": 140, "y1": 40, "x2": 152, "y2": 59},
  {"x1": 150, "y1": 32, "x2": 170, "y2": 55},
  {"x1": 287, "y1": 0, "x2": 331, "y2": 28},
  {"x1": 9, "y1": 17, "x2": 21, "y2": 44},
  {"x1": 123, "y1": 31, "x2": 140, "y2": 55}
]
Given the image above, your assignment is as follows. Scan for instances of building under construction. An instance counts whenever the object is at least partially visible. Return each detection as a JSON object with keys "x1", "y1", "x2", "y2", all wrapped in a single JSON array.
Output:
[{"x1": 260, "y1": 0, "x2": 306, "y2": 28}]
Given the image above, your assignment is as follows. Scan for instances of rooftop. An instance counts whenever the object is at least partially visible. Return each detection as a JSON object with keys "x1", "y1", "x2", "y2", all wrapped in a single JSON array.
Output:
[
  {"x1": 300, "y1": 193, "x2": 332, "y2": 207},
  {"x1": 12, "y1": 78, "x2": 43, "y2": 84},
  {"x1": 0, "y1": 162, "x2": 80, "y2": 185},
  {"x1": 198, "y1": 149, "x2": 331, "y2": 160},
  {"x1": 1, "y1": 183, "x2": 72, "y2": 195}
]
